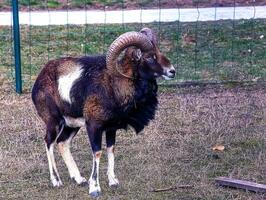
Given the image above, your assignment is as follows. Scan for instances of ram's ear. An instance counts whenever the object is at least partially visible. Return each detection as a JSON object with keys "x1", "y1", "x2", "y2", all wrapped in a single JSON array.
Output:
[{"x1": 131, "y1": 49, "x2": 142, "y2": 62}]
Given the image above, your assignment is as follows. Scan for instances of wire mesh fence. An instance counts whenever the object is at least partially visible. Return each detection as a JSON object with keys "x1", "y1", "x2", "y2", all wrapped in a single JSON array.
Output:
[{"x1": 0, "y1": 1, "x2": 266, "y2": 92}]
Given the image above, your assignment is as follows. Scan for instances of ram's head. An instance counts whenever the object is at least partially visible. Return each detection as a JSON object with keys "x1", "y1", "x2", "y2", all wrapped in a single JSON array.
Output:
[{"x1": 106, "y1": 28, "x2": 175, "y2": 80}]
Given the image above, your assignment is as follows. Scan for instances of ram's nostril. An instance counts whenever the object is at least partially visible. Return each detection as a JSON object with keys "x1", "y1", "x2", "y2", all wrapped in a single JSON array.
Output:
[{"x1": 169, "y1": 69, "x2": 175, "y2": 74}]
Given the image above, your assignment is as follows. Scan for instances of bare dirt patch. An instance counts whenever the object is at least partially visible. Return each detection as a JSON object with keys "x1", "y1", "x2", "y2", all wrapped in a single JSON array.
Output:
[{"x1": 0, "y1": 84, "x2": 265, "y2": 199}]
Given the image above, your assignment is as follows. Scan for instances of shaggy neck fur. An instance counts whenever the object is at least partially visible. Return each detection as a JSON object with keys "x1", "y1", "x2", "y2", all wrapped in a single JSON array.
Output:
[
  {"x1": 108, "y1": 56, "x2": 137, "y2": 107},
  {"x1": 105, "y1": 56, "x2": 158, "y2": 133}
]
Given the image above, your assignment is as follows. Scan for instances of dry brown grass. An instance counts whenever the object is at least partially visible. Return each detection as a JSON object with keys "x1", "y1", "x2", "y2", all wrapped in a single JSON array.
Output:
[{"x1": 0, "y1": 83, "x2": 265, "y2": 200}]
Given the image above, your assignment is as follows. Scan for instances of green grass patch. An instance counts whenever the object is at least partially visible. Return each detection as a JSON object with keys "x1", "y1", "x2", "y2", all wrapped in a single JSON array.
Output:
[
  {"x1": 0, "y1": 19, "x2": 266, "y2": 89},
  {"x1": 20, "y1": 0, "x2": 40, "y2": 6},
  {"x1": 72, "y1": 0, "x2": 94, "y2": 7},
  {"x1": 47, "y1": 0, "x2": 61, "y2": 8}
]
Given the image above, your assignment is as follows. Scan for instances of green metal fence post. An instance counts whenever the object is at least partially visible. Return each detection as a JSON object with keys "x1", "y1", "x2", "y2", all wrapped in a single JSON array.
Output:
[{"x1": 12, "y1": 0, "x2": 22, "y2": 93}]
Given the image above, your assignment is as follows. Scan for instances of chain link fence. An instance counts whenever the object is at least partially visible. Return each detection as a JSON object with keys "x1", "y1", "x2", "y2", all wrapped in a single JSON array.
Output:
[{"x1": 0, "y1": 0, "x2": 266, "y2": 93}]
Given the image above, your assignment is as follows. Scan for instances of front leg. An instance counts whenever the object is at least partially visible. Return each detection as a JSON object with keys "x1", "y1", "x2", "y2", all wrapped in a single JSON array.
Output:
[
  {"x1": 86, "y1": 121, "x2": 103, "y2": 198},
  {"x1": 106, "y1": 130, "x2": 119, "y2": 187}
]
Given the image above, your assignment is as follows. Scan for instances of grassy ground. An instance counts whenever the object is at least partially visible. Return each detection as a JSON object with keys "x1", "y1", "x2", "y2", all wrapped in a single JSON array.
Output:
[
  {"x1": 0, "y1": 19, "x2": 266, "y2": 91},
  {"x1": 0, "y1": 83, "x2": 265, "y2": 199}
]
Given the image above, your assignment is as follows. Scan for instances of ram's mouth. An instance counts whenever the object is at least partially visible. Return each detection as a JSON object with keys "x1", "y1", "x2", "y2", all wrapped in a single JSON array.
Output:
[
  {"x1": 162, "y1": 65, "x2": 176, "y2": 80},
  {"x1": 162, "y1": 74, "x2": 174, "y2": 80}
]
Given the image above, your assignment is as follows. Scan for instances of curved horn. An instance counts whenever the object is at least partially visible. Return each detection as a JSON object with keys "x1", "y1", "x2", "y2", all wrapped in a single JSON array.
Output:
[
  {"x1": 140, "y1": 27, "x2": 157, "y2": 45},
  {"x1": 106, "y1": 31, "x2": 153, "y2": 71}
]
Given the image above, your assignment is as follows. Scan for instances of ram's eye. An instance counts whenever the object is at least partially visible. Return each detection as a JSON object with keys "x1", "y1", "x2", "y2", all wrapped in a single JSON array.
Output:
[
  {"x1": 146, "y1": 57, "x2": 153, "y2": 62},
  {"x1": 153, "y1": 55, "x2": 157, "y2": 60}
]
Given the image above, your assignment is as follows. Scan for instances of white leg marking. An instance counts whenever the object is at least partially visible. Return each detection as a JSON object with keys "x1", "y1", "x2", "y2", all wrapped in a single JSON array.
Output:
[
  {"x1": 89, "y1": 151, "x2": 101, "y2": 197},
  {"x1": 58, "y1": 133, "x2": 87, "y2": 185},
  {"x1": 58, "y1": 67, "x2": 83, "y2": 104},
  {"x1": 107, "y1": 146, "x2": 119, "y2": 187},
  {"x1": 45, "y1": 143, "x2": 63, "y2": 187}
]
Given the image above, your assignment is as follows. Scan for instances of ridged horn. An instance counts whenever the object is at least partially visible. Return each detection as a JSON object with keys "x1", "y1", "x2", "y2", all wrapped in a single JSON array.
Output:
[
  {"x1": 106, "y1": 31, "x2": 153, "y2": 71},
  {"x1": 140, "y1": 27, "x2": 157, "y2": 45}
]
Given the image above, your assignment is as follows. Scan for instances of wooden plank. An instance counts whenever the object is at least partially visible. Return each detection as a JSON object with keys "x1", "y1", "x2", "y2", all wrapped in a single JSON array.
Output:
[{"x1": 215, "y1": 177, "x2": 266, "y2": 193}]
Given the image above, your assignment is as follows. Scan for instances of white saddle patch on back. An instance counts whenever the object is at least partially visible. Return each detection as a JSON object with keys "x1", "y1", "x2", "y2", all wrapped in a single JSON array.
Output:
[
  {"x1": 58, "y1": 67, "x2": 83, "y2": 103},
  {"x1": 64, "y1": 116, "x2": 86, "y2": 128}
]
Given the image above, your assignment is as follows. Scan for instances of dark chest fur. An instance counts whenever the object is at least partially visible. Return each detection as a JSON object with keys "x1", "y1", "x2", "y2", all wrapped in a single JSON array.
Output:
[{"x1": 122, "y1": 79, "x2": 158, "y2": 133}]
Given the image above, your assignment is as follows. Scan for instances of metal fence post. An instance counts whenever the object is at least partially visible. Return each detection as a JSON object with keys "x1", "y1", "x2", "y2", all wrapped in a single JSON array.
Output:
[{"x1": 12, "y1": 0, "x2": 22, "y2": 93}]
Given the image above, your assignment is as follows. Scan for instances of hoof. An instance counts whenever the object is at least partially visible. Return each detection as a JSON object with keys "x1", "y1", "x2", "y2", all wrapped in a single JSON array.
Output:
[
  {"x1": 109, "y1": 183, "x2": 119, "y2": 189},
  {"x1": 78, "y1": 181, "x2": 88, "y2": 187},
  {"x1": 52, "y1": 179, "x2": 63, "y2": 187},
  {"x1": 71, "y1": 177, "x2": 88, "y2": 186},
  {"x1": 107, "y1": 175, "x2": 119, "y2": 188},
  {"x1": 90, "y1": 191, "x2": 101, "y2": 198}
]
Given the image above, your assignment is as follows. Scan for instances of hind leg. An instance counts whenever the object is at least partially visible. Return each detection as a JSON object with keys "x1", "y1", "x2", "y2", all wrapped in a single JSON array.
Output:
[
  {"x1": 45, "y1": 121, "x2": 63, "y2": 187},
  {"x1": 34, "y1": 93, "x2": 64, "y2": 186},
  {"x1": 57, "y1": 126, "x2": 87, "y2": 185}
]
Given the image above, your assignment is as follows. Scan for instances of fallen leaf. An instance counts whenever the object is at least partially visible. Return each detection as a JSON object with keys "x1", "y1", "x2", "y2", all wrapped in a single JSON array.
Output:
[{"x1": 212, "y1": 144, "x2": 225, "y2": 151}]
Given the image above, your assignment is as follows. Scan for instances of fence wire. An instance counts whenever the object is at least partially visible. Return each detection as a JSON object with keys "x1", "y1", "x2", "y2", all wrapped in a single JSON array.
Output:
[{"x1": 0, "y1": 1, "x2": 266, "y2": 92}]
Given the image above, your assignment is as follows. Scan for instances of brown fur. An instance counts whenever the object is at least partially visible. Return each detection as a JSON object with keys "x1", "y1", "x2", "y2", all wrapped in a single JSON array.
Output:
[
  {"x1": 95, "y1": 151, "x2": 102, "y2": 159},
  {"x1": 34, "y1": 46, "x2": 171, "y2": 126},
  {"x1": 157, "y1": 52, "x2": 171, "y2": 67},
  {"x1": 34, "y1": 92, "x2": 51, "y2": 124},
  {"x1": 33, "y1": 60, "x2": 61, "y2": 124},
  {"x1": 106, "y1": 50, "x2": 137, "y2": 106},
  {"x1": 34, "y1": 57, "x2": 85, "y2": 123},
  {"x1": 107, "y1": 49, "x2": 135, "y2": 78},
  {"x1": 83, "y1": 95, "x2": 109, "y2": 121},
  {"x1": 107, "y1": 146, "x2": 115, "y2": 153},
  {"x1": 112, "y1": 74, "x2": 135, "y2": 106},
  {"x1": 114, "y1": 76, "x2": 135, "y2": 104},
  {"x1": 57, "y1": 58, "x2": 80, "y2": 76}
]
